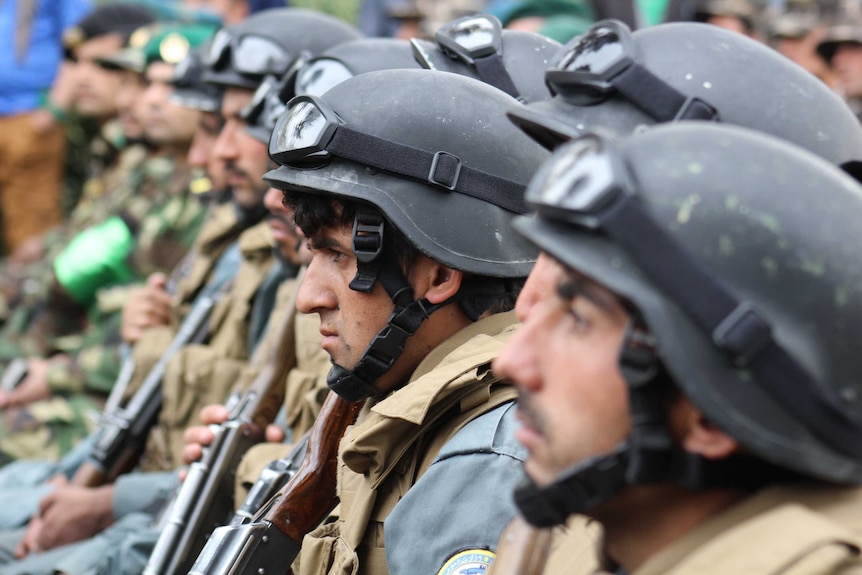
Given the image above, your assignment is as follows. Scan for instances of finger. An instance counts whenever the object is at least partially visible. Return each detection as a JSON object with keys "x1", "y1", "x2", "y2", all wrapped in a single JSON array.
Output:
[
  {"x1": 147, "y1": 272, "x2": 168, "y2": 289},
  {"x1": 182, "y1": 443, "x2": 203, "y2": 466},
  {"x1": 265, "y1": 424, "x2": 286, "y2": 443},
  {"x1": 16, "y1": 517, "x2": 41, "y2": 558},
  {"x1": 199, "y1": 404, "x2": 230, "y2": 425},
  {"x1": 183, "y1": 424, "x2": 214, "y2": 447}
]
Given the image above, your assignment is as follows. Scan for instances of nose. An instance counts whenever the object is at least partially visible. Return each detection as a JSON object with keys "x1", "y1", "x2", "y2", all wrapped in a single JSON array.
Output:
[
  {"x1": 213, "y1": 119, "x2": 239, "y2": 162},
  {"x1": 263, "y1": 187, "x2": 284, "y2": 214},
  {"x1": 492, "y1": 305, "x2": 544, "y2": 393},
  {"x1": 296, "y1": 254, "x2": 337, "y2": 315},
  {"x1": 515, "y1": 255, "x2": 556, "y2": 323}
]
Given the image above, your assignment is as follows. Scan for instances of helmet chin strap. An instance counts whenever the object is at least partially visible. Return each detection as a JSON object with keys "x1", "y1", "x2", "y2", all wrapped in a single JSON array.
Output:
[
  {"x1": 327, "y1": 209, "x2": 456, "y2": 403},
  {"x1": 513, "y1": 321, "x2": 789, "y2": 528}
]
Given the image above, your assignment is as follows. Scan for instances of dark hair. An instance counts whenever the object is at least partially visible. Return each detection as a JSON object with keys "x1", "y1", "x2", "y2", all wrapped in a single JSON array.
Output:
[
  {"x1": 283, "y1": 190, "x2": 419, "y2": 274},
  {"x1": 283, "y1": 190, "x2": 523, "y2": 320}
]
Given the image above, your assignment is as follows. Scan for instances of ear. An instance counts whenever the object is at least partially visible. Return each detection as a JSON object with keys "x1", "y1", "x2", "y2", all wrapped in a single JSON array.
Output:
[
  {"x1": 410, "y1": 256, "x2": 463, "y2": 305},
  {"x1": 673, "y1": 398, "x2": 739, "y2": 460}
]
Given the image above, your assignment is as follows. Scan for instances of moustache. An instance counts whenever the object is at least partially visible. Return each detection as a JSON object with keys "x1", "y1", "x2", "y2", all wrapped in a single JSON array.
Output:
[{"x1": 517, "y1": 390, "x2": 548, "y2": 437}]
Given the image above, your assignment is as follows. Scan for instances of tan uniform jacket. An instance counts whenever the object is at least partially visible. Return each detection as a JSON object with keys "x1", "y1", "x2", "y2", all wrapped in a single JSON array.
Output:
[
  {"x1": 297, "y1": 312, "x2": 523, "y2": 575},
  {"x1": 627, "y1": 484, "x2": 862, "y2": 575},
  {"x1": 125, "y1": 202, "x2": 244, "y2": 402},
  {"x1": 138, "y1": 221, "x2": 275, "y2": 471},
  {"x1": 233, "y1": 268, "x2": 332, "y2": 504}
]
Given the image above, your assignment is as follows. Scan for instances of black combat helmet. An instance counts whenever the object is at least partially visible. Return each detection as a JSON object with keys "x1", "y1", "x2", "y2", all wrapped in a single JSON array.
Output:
[
  {"x1": 264, "y1": 69, "x2": 549, "y2": 401},
  {"x1": 169, "y1": 43, "x2": 222, "y2": 112},
  {"x1": 410, "y1": 13, "x2": 562, "y2": 102},
  {"x1": 508, "y1": 20, "x2": 862, "y2": 178},
  {"x1": 243, "y1": 38, "x2": 420, "y2": 144},
  {"x1": 513, "y1": 122, "x2": 862, "y2": 527},
  {"x1": 202, "y1": 8, "x2": 362, "y2": 90}
]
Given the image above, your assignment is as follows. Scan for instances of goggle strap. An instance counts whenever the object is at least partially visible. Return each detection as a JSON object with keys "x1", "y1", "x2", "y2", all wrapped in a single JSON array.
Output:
[
  {"x1": 598, "y1": 192, "x2": 862, "y2": 460},
  {"x1": 328, "y1": 127, "x2": 527, "y2": 213},
  {"x1": 473, "y1": 53, "x2": 520, "y2": 99},
  {"x1": 613, "y1": 63, "x2": 716, "y2": 122}
]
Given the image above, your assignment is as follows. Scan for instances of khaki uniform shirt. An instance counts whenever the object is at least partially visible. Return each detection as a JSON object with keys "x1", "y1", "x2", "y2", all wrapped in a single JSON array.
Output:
[
  {"x1": 629, "y1": 484, "x2": 862, "y2": 575},
  {"x1": 139, "y1": 221, "x2": 276, "y2": 471},
  {"x1": 298, "y1": 312, "x2": 524, "y2": 575}
]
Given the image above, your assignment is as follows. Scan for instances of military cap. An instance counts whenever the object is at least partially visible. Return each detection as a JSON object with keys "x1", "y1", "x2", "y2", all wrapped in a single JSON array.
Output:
[
  {"x1": 766, "y1": 11, "x2": 817, "y2": 41},
  {"x1": 817, "y1": 21, "x2": 862, "y2": 63},
  {"x1": 97, "y1": 23, "x2": 217, "y2": 74},
  {"x1": 63, "y1": 3, "x2": 156, "y2": 60},
  {"x1": 693, "y1": 0, "x2": 758, "y2": 30}
]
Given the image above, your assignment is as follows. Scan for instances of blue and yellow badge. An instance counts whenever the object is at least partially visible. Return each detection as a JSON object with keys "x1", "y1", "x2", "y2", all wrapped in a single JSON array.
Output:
[{"x1": 437, "y1": 549, "x2": 496, "y2": 575}]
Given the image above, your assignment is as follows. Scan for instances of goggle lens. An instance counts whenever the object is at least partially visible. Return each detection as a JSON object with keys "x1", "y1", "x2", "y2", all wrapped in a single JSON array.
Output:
[
  {"x1": 206, "y1": 29, "x2": 232, "y2": 67},
  {"x1": 295, "y1": 59, "x2": 354, "y2": 97},
  {"x1": 232, "y1": 35, "x2": 291, "y2": 75},
  {"x1": 558, "y1": 25, "x2": 626, "y2": 76},
  {"x1": 271, "y1": 99, "x2": 329, "y2": 162},
  {"x1": 447, "y1": 16, "x2": 495, "y2": 54}
]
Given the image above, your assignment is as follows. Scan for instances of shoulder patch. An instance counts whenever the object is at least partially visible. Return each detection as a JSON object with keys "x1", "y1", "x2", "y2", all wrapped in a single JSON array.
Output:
[{"x1": 436, "y1": 549, "x2": 496, "y2": 575}]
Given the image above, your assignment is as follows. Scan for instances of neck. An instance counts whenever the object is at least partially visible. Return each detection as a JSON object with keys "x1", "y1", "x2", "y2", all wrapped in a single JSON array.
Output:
[
  {"x1": 375, "y1": 301, "x2": 472, "y2": 395},
  {"x1": 595, "y1": 484, "x2": 748, "y2": 572}
]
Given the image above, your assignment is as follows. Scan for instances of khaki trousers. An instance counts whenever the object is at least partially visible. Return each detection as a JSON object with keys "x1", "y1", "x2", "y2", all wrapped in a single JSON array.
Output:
[{"x1": 0, "y1": 112, "x2": 66, "y2": 252}]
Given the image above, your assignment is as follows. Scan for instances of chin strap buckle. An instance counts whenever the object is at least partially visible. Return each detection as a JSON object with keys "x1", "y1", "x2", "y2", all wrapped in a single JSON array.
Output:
[{"x1": 349, "y1": 209, "x2": 385, "y2": 293}]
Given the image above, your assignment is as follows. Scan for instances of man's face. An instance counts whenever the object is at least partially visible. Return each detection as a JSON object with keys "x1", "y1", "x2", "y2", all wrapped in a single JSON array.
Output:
[
  {"x1": 142, "y1": 62, "x2": 201, "y2": 147},
  {"x1": 832, "y1": 42, "x2": 862, "y2": 98},
  {"x1": 188, "y1": 111, "x2": 227, "y2": 192},
  {"x1": 213, "y1": 88, "x2": 270, "y2": 209},
  {"x1": 492, "y1": 253, "x2": 632, "y2": 487},
  {"x1": 296, "y1": 217, "x2": 398, "y2": 382},
  {"x1": 116, "y1": 70, "x2": 147, "y2": 140},
  {"x1": 71, "y1": 34, "x2": 125, "y2": 119},
  {"x1": 263, "y1": 187, "x2": 304, "y2": 265}
]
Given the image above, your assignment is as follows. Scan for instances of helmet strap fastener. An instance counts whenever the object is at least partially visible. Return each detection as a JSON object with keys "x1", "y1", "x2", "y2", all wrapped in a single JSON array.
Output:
[{"x1": 349, "y1": 208, "x2": 385, "y2": 293}]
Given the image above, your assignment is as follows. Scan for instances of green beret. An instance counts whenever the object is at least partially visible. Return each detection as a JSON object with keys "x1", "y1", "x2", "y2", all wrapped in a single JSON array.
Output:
[{"x1": 96, "y1": 23, "x2": 216, "y2": 73}]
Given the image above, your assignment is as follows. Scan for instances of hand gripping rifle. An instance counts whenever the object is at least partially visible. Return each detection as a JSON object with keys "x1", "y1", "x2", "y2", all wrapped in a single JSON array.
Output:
[
  {"x1": 71, "y1": 284, "x2": 225, "y2": 488},
  {"x1": 144, "y1": 271, "x2": 307, "y2": 575},
  {"x1": 188, "y1": 391, "x2": 363, "y2": 575}
]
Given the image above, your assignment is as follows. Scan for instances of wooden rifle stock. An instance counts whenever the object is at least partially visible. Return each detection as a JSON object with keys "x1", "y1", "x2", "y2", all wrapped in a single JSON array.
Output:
[
  {"x1": 487, "y1": 517, "x2": 553, "y2": 575},
  {"x1": 264, "y1": 391, "x2": 362, "y2": 542},
  {"x1": 188, "y1": 391, "x2": 363, "y2": 575}
]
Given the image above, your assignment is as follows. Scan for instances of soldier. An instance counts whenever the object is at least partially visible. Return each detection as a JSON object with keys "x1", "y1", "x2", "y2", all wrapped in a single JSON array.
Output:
[
  {"x1": 0, "y1": 4, "x2": 155, "y2": 342},
  {"x1": 817, "y1": 20, "x2": 862, "y2": 120},
  {"x1": 508, "y1": 19, "x2": 862, "y2": 179},
  {"x1": 259, "y1": 67, "x2": 550, "y2": 575},
  {"x1": 491, "y1": 121, "x2": 862, "y2": 575},
  {"x1": 0, "y1": 11, "x2": 363, "y2": 575},
  {"x1": 691, "y1": 0, "x2": 759, "y2": 37},
  {"x1": 766, "y1": 10, "x2": 835, "y2": 87},
  {"x1": 0, "y1": 24, "x2": 216, "y2": 467}
]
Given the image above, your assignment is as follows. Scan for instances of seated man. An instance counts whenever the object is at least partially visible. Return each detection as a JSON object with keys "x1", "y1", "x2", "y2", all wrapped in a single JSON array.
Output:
[
  {"x1": 260, "y1": 67, "x2": 560, "y2": 575},
  {"x1": 492, "y1": 122, "x2": 862, "y2": 574}
]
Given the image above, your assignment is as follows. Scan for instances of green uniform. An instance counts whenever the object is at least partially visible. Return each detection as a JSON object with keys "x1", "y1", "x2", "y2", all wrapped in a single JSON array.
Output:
[{"x1": 0, "y1": 156, "x2": 208, "y2": 465}]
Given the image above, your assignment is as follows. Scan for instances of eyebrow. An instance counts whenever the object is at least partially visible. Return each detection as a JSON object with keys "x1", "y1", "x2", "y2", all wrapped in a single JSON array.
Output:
[
  {"x1": 307, "y1": 235, "x2": 349, "y2": 252},
  {"x1": 555, "y1": 272, "x2": 621, "y2": 314}
]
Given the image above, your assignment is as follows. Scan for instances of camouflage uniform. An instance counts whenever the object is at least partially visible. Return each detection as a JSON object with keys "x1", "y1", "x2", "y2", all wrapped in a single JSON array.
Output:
[
  {"x1": 0, "y1": 120, "x2": 145, "y2": 324},
  {"x1": 0, "y1": 222, "x2": 285, "y2": 575},
  {"x1": 0, "y1": 156, "x2": 208, "y2": 465}
]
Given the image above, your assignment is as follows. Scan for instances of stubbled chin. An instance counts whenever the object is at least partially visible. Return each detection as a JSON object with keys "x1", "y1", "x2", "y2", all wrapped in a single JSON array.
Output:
[{"x1": 523, "y1": 457, "x2": 559, "y2": 488}]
